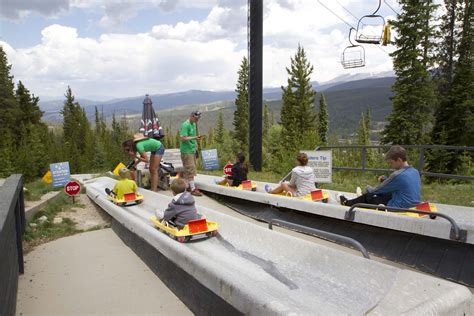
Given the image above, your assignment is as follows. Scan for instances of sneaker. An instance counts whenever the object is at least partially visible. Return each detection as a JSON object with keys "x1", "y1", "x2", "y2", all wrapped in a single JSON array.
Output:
[
  {"x1": 356, "y1": 187, "x2": 362, "y2": 197},
  {"x1": 264, "y1": 184, "x2": 272, "y2": 193},
  {"x1": 191, "y1": 189, "x2": 203, "y2": 196},
  {"x1": 337, "y1": 193, "x2": 348, "y2": 206}
]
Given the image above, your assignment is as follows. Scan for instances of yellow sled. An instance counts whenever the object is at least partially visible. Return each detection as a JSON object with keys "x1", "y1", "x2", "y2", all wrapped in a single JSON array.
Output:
[
  {"x1": 360, "y1": 201, "x2": 438, "y2": 219},
  {"x1": 108, "y1": 192, "x2": 144, "y2": 206},
  {"x1": 218, "y1": 180, "x2": 257, "y2": 191},
  {"x1": 150, "y1": 216, "x2": 218, "y2": 243},
  {"x1": 274, "y1": 189, "x2": 330, "y2": 203}
]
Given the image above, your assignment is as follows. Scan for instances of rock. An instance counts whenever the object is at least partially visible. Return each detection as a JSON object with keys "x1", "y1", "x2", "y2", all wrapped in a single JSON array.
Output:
[
  {"x1": 53, "y1": 217, "x2": 63, "y2": 224},
  {"x1": 29, "y1": 223, "x2": 37, "y2": 228},
  {"x1": 38, "y1": 215, "x2": 48, "y2": 223}
]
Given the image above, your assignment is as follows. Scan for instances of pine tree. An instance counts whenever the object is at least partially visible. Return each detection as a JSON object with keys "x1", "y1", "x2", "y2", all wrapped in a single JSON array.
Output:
[
  {"x1": 16, "y1": 81, "x2": 42, "y2": 127},
  {"x1": 263, "y1": 103, "x2": 270, "y2": 146},
  {"x1": 0, "y1": 46, "x2": 19, "y2": 176},
  {"x1": 382, "y1": 0, "x2": 439, "y2": 144},
  {"x1": 280, "y1": 45, "x2": 318, "y2": 151},
  {"x1": 357, "y1": 113, "x2": 370, "y2": 146},
  {"x1": 14, "y1": 81, "x2": 49, "y2": 178},
  {"x1": 435, "y1": 0, "x2": 464, "y2": 96},
  {"x1": 430, "y1": 0, "x2": 473, "y2": 173},
  {"x1": 317, "y1": 93, "x2": 329, "y2": 145},
  {"x1": 233, "y1": 56, "x2": 249, "y2": 154},
  {"x1": 215, "y1": 111, "x2": 225, "y2": 145},
  {"x1": 61, "y1": 87, "x2": 94, "y2": 172}
]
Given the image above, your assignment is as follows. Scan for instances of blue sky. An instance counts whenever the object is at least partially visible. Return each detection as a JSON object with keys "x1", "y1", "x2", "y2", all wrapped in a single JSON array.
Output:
[{"x1": 0, "y1": 0, "x2": 399, "y2": 100}]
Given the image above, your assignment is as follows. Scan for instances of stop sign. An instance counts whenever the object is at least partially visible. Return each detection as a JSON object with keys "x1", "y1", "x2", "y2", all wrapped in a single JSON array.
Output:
[
  {"x1": 64, "y1": 180, "x2": 81, "y2": 196},
  {"x1": 223, "y1": 163, "x2": 233, "y2": 176}
]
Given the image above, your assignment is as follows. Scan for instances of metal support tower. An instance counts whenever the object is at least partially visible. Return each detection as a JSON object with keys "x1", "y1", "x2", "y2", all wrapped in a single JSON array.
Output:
[{"x1": 248, "y1": 0, "x2": 263, "y2": 171}]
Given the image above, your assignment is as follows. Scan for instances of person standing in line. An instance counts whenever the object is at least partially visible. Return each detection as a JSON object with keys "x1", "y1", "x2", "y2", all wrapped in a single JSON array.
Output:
[{"x1": 179, "y1": 111, "x2": 203, "y2": 196}]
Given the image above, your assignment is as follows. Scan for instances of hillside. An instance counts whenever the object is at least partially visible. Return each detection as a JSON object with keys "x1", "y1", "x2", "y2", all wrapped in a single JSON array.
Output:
[{"x1": 40, "y1": 76, "x2": 395, "y2": 136}]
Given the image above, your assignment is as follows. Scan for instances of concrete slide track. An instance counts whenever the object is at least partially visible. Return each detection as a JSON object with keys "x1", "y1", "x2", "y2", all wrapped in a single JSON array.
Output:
[{"x1": 85, "y1": 176, "x2": 472, "y2": 315}]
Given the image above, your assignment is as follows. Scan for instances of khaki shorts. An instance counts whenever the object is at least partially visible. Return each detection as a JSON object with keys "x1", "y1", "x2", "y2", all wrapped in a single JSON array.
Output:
[{"x1": 181, "y1": 153, "x2": 197, "y2": 179}]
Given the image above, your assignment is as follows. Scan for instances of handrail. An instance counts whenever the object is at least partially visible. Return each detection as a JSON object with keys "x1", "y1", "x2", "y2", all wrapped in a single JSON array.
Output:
[
  {"x1": 314, "y1": 144, "x2": 474, "y2": 181},
  {"x1": 345, "y1": 203, "x2": 467, "y2": 242},
  {"x1": 268, "y1": 218, "x2": 370, "y2": 259},
  {"x1": 0, "y1": 174, "x2": 26, "y2": 315}
]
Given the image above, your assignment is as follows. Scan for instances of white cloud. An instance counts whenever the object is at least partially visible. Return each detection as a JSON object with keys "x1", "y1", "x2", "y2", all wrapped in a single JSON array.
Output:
[
  {"x1": 3, "y1": 24, "x2": 243, "y2": 98},
  {"x1": 3, "y1": 0, "x2": 396, "y2": 99}
]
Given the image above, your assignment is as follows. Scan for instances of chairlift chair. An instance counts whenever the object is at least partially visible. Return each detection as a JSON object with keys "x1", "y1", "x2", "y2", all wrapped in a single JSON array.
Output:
[
  {"x1": 341, "y1": 28, "x2": 366, "y2": 69},
  {"x1": 355, "y1": 0, "x2": 385, "y2": 44}
]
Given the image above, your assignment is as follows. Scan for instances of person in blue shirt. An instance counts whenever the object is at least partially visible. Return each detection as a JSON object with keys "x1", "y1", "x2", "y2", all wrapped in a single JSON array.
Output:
[{"x1": 338, "y1": 145, "x2": 421, "y2": 208}]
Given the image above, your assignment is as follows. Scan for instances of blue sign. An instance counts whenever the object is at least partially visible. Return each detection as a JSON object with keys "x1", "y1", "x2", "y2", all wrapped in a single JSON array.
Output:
[
  {"x1": 50, "y1": 162, "x2": 71, "y2": 188},
  {"x1": 201, "y1": 149, "x2": 219, "y2": 170}
]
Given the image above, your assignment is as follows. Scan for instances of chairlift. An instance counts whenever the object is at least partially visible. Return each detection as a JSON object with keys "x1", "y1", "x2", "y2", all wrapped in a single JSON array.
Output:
[
  {"x1": 355, "y1": 0, "x2": 385, "y2": 44},
  {"x1": 341, "y1": 28, "x2": 365, "y2": 69}
]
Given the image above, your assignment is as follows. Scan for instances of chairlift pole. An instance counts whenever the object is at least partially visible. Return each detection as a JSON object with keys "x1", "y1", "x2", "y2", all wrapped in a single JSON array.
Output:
[{"x1": 248, "y1": 0, "x2": 263, "y2": 171}]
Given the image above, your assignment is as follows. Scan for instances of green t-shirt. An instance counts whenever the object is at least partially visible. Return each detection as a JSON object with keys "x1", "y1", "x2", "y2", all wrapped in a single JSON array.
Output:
[
  {"x1": 135, "y1": 138, "x2": 162, "y2": 154},
  {"x1": 180, "y1": 119, "x2": 197, "y2": 154}
]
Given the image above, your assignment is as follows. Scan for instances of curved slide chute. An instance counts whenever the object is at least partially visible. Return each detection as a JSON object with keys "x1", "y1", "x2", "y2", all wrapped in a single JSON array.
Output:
[{"x1": 85, "y1": 176, "x2": 472, "y2": 314}]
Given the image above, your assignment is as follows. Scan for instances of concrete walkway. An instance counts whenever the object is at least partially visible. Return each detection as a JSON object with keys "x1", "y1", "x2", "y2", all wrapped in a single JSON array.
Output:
[{"x1": 16, "y1": 228, "x2": 191, "y2": 315}]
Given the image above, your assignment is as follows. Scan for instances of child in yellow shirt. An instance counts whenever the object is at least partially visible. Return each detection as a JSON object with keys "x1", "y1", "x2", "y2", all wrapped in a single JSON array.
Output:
[{"x1": 105, "y1": 167, "x2": 138, "y2": 199}]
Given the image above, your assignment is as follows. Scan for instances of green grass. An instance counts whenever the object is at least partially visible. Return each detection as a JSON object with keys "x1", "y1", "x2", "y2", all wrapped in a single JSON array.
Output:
[
  {"x1": 199, "y1": 169, "x2": 474, "y2": 207},
  {"x1": 23, "y1": 192, "x2": 84, "y2": 252},
  {"x1": 24, "y1": 179, "x2": 57, "y2": 201}
]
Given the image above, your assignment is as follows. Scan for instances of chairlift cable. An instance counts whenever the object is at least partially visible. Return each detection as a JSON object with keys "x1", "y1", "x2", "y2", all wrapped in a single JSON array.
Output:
[
  {"x1": 316, "y1": 0, "x2": 354, "y2": 29},
  {"x1": 335, "y1": 0, "x2": 362, "y2": 24},
  {"x1": 383, "y1": 0, "x2": 399, "y2": 15}
]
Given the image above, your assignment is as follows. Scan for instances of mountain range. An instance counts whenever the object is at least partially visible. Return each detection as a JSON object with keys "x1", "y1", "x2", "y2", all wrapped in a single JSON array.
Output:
[{"x1": 39, "y1": 71, "x2": 395, "y2": 136}]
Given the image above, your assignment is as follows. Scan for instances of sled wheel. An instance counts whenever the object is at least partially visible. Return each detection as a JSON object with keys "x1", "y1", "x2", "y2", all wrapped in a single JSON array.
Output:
[
  {"x1": 251, "y1": 187, "x2": 256, "y2": 192},
  {"x1": 211, "y1": 230, "x2": 218, "y2": 237},
  {"x1": 184, "y1": 236, "x2": 192, "y2": 242},
  {"x1": 121, "y1": 203, "x2": 127, "y2": 207},
  {"x1": 177, "y1": 236, "x2": 186, "y2": 243},
  {"x1": 429, "y1": 215, "x2": 437, "y2": 220},
  {"x1": 136, "y1": 199, "x2": 143, "y2": 205},
  {"x1": 322, "y1": 198, "x2": 328, "y2": 203}
]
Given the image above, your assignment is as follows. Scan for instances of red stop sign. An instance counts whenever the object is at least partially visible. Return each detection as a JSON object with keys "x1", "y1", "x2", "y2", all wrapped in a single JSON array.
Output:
[
  {"x1": 223, "y1": 163, "x2": 233, "y2": 176},
  {"x1": 64, "y1": 180, "x2": 81, "y2": 196}
]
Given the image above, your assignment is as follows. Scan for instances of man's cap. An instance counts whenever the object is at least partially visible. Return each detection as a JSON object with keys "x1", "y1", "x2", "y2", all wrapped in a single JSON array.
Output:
[{"x1": 191, "y1": 111, "x2": 202, "y2": 118}]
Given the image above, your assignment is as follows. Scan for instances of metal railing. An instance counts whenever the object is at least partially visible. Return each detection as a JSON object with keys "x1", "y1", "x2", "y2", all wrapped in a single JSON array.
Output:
[
  {"x1": 315, "y1": 144, "x2": 474, "y2": 181},
  {"x1": 0, "y1": 174, "x2": 26, "y2": 316},
  {"x1": 345, "y1": 203, "x2": 467, "y2": 242},
  {"x1": 0, "y1": 174, "x2": 25, "y2": 273},
  {"x1": 268, "y1": 218, "x2": 370, "y2": 259}
]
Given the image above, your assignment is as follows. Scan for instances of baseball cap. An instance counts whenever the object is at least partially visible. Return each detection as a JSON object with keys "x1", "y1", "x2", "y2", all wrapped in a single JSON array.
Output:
[{"x1": 191, "y1": 111, "x2": 202, "y2": 118}]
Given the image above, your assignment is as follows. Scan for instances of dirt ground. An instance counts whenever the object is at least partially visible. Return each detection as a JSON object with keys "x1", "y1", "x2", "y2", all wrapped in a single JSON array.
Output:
[
  {"x1": 57, "y1": 194, "x2": 111, "y2": 230},
  {"x1": 23, "y1": 193, "x2": 112, "y2": 254}
]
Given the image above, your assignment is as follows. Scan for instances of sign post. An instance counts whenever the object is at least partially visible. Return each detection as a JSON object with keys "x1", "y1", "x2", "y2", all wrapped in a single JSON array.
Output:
[
  {"x1": 302, "y1": 150, "x2": 332, "y2": 183},
  {"x1": 64, "y1": 180, "x2": 81, "y2": 203}
]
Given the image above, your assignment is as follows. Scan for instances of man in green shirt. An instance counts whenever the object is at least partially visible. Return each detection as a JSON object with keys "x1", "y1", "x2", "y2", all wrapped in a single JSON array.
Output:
[{"x1": 180, "y1": 111, "x2": 202, "y2": 196}]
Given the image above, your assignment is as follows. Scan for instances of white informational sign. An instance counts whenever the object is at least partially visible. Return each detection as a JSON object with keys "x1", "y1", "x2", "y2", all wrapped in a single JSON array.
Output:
[
  {"x1": 201, "y1": 149, "x2": 219, "y2": 170},
  {"x1": 302, "y1": 150, "x2": 332, "y2": 183}
]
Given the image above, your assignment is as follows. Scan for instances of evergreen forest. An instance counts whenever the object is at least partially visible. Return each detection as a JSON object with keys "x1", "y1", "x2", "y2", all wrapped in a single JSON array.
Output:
[{"x1": 0, "y1": 0, "x2": 472, "y2": 181}]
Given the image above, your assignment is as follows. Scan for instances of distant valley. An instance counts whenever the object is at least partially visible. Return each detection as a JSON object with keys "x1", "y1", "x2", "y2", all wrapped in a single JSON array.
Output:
[{"x1": 40, "y1": 73, "x2": 395, "y2": 136}]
